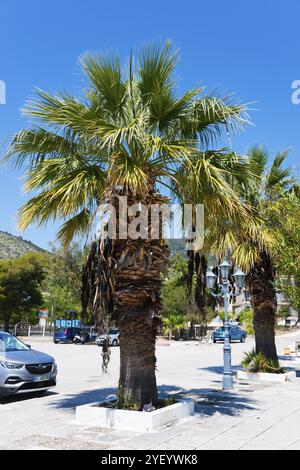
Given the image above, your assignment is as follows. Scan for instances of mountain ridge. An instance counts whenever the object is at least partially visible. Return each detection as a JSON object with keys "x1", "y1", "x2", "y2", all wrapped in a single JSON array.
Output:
[{"x1": 0, "y1": 231, "x2": 46, "y2": 259}]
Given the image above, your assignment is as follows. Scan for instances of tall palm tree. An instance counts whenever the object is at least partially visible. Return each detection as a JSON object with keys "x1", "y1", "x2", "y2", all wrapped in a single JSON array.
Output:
[
  {"x1": 246, "y1": 148, "x2": 294, "y2": 361},
  {"x1": 212, "y1": 147, "x2": 294, "y2": 362},
  {"x1": 173, "y1": 149, "x2": 255, "y2": 330},
  {"x1": 4, "y1": 42, "x2": 251, "y2": 407}
]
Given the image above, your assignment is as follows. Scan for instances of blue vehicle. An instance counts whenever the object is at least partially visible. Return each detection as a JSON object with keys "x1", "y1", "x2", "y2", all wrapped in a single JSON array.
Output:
[
  {"x1": 53, "y1": 327, "x2": 82, "y2": 344},
  {"x1": 212, "y1": 324, "x2": 247, "y2": 343}
]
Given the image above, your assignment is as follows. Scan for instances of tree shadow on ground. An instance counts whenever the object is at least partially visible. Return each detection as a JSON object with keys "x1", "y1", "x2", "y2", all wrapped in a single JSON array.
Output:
[
  {"x1": 49, "y1": 383, "x2": 257, "y2": 418},
  {"x1": 197, "y1": 365, "x2": 240, "y2": 375},
  {"x1": 158, "y1": 384, "x2": 258, "y2": 417},
  {"x1": 49, "y1": 387, "x2": 117, "y2": 410},
  {"x1": 0, "y1": 390, "x2": 57, "y2": 405}
]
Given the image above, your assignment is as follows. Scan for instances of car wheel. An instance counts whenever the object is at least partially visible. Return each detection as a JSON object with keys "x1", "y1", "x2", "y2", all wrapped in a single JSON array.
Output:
[
  {"x1": 240, "y1": 335, "x2": 246, "y2": 343},
  {"x1": 229, "y1": 336, "x2": 232, "y2": 343},
  {"x1": 53, "y1": 340, "x2": 59, "y2": 344},
  {"x1": 112, "y1": 339, "x2": 118, "y2": 347},
  {"x1": 213, "y1": 339, "x2": 216, "y2": 343}
]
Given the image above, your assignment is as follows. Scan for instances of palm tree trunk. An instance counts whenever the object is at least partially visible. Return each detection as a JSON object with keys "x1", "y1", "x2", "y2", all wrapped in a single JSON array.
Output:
[
  {"x1": 118, "y1": 311, "x2": 158, "y2": 407},
  {"x1": 82, "y1": 187, "x2": 169, "y2": 409},
  {"x1": 196, "y1": 254, "x2": 207, "y2": 319},
  {"x1": 248, "y1": 250, "x2": 278, "y2": 362},
  {"x1": 189, "y1": 320, "x2": 195, "y2": 339},
  {"x1": 113, "y1": 190, "x2": 169, "y2": 407}
]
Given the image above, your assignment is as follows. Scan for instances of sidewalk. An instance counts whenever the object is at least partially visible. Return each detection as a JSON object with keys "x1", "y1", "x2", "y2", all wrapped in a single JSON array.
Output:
[
  {"x1": 1, "y1": 380, "x2": 300, "y2": 450},
  {"x1": 69, "y1": 382, "x2": 300, "y2": 451},
  {"x1": 1, "y1": 337, "x2": 299, "y2": 450}
]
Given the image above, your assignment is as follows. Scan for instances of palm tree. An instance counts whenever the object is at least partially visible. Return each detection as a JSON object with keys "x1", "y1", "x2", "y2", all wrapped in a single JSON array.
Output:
[
  {"x1": 246, "y1": 148, "x2": 294, "y2": 361},
  {"x1": 162, "y1": 312, "x2": 186, "y2": 340},
  {"x1": 4, "y1": 42, "x2": 251, "y2": 408},
  {"x1": 173, "y1": 150, "x2": 255, "y2": 332},
  {"x1": 212, "y1": 147, "x2": 294, "y2": 362}
]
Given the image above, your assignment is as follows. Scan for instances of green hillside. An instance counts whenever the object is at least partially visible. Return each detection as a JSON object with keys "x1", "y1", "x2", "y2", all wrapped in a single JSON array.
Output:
[{"x1": 0, "y1": 231, "x2": 46, "y2": 259}]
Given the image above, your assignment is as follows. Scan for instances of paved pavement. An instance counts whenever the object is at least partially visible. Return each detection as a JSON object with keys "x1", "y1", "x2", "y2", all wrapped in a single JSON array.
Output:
[{"x1": 0, "y1": 332, "x2": 300, "y2": 450}]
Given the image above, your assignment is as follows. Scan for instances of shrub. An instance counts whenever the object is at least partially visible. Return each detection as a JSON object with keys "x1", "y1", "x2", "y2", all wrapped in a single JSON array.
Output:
[
  {"x1": 237, "y1": 307, "x2": 254, "y2": 335},
  {"x1": 241, "y1": 349, "x2": 283, "y2": 374}
]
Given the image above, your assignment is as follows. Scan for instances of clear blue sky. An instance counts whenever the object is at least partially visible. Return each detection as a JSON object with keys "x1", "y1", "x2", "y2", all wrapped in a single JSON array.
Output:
[{"x1": 0, "y1": 0, "x2": 299, "y2": 249}]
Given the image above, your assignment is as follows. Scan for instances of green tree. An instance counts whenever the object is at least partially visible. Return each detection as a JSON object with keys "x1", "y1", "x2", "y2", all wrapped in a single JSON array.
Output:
[
  {"x1": 5, "y1": 42, "x2": 251, "y2": 408},
  {"x1": 277, "y1": 305, "x2": 291, "y2": 326},
  {"x1": 161, "y1": 255, "x2": 190, "y2": 337},
  {"x1": 237, "y1": 307, "x2": 254, "y2": 335},
  {"x1": 161, "y1": 254, "x2": 201, "y2": 338},
  {"x1": 172, "y1": 151, "x2": 256, "y2": 330},
  {"x1": 246, "y1": 149, "x2": 294, "y2": 361},
  {"x1": 213, "y1": 147, "x2": 295, "y2": 362},
  {"x1": 162, "y1": 313, "x2": 186, "y2": 340},
  {"x1": 0, "y1": 253, "x2": 45, "y2": 331},
  {"x1": 43, "y1": 243, "x2": 84, "y2": 319},
  {"x1": 272, "y1": 191, "x2": 300, "y2": 322}
]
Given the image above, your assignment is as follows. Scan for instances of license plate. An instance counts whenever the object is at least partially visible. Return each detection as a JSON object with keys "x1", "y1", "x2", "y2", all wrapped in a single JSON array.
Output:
[{"x1": 33, "y1": 374, "x2": 51, "y2": 382}]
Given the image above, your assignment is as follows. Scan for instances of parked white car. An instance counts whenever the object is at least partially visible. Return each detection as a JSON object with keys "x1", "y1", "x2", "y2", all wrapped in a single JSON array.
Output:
[{"x1": 95, "y1": 328, "x2": 119, "y2": 347}]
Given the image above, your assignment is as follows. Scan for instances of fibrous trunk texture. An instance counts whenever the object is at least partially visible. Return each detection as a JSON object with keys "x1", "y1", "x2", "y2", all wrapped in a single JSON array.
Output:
[
  {"x1": 248, "y1": 250, "x2": 278, "y2": 362},
  {"x1": 118, "y1": 312, "x2": 159, "y2": 407},
  {"x1": 82, "y1": 187, "x2": 170, "y2": 408}
]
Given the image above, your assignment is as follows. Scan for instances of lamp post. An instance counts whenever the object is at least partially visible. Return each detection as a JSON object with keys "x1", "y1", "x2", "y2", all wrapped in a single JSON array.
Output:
[{"x1": 206, "y1": 260, "x2": 246, "y2": 390}]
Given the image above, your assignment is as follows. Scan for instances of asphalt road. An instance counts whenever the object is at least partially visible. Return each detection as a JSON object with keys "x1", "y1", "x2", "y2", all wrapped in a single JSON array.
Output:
[{"x1": 0, "y1": 332, "x2": 299, "y2": 449}]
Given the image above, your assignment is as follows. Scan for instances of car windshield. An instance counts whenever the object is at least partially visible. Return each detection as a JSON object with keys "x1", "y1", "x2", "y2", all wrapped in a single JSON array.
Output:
[
  {"x1": 216, "y1": 327, "x2": 225, "y2": 332},
  {"x1": 109, "y1": 329, "x2": 118, "y2": 334},
  {"x1": 0, "y1": 333, "x2": 29, "y2": 352}
]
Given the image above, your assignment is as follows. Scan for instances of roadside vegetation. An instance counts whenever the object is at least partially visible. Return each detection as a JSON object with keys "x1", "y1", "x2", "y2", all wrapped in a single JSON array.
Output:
[
  {"x1": 0, "y1": 253, "x2": 45, "y2": 331},
  {"x1": 242, "y1": 349, "x2": 284, "y2": 374}
]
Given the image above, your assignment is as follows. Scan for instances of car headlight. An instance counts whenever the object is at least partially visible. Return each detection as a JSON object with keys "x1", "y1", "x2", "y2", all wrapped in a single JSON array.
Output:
[{"x1": 0, "y1": 361, "x2": 23, "y2": 369}]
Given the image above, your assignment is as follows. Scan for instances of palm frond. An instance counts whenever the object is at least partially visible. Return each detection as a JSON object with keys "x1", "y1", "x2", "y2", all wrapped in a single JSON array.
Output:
[
  {"x1": 266, "y1": 149, "x2": 294, "y2": 190},
  {"x1": 180, "y1": 94, "x2": 250, "y2": 146},
  {"x1": 138, "y1": 41, "x2": 178, "y2": 98},
  {"x1": 3, "y1": 41, "x2": 252, "y2": 248},
  {"x1": 57, "y1": 209, "x2": 92, "y2": 247},
  {"x1": 5, "y1": 127, "x2": 103, "y2": 169},
  {"x1": 80, "y1": 51, "x2": 126, "y2": 115}
]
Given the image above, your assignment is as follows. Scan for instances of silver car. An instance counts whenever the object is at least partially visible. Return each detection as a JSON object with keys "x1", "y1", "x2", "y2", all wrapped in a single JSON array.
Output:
[
  {"x1": 0, "y1": 331, "x2": 57, "y2": 397},
  {"x1": 95, "y1": 328, "x2": 120, "y2": 347}
]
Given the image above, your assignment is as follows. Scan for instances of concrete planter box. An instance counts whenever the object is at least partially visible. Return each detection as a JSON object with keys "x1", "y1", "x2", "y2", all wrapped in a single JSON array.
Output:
[
  {"x1": 237, "y1": 369, "x2": 296, "y2": 384},
  {"x1": 76, "y1": 397, "x2": 194, "y2": 432}
]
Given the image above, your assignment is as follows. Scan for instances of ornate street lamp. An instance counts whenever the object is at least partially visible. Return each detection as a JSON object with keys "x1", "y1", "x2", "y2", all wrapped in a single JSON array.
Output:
[
  {"x1": 206, "y1": 260, "x2": 246, "y2": 391},
  {"x1": 206, "y1": 267, "x2": 217, "y2": 290},
  {"x1": 219, "y1": 259, "x2": 231, "y2": 280},
  {"x1": 233, "y1": 268, "x2": 246, "y2": 290}
]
